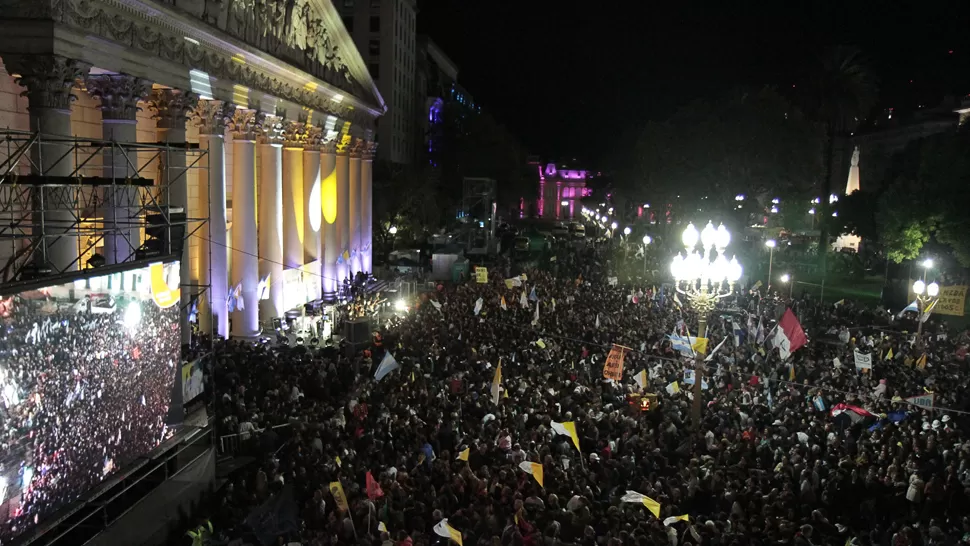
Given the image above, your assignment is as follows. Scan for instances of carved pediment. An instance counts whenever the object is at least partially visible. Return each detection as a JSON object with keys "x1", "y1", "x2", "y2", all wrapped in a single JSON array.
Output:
[{"x1": 157, "y1": 0, "x2": 366, "y2": 100}]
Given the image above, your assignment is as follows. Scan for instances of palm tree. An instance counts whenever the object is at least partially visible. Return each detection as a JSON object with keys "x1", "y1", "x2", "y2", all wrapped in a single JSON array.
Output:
[{"x1": 803, "y1": 46, "x2": 879, "y2": 274}]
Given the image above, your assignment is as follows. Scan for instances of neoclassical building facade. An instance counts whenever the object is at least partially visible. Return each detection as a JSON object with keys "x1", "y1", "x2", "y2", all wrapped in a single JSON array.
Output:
[{"x1": 0, "y1": 0, "x2": 385, "y2": 340}]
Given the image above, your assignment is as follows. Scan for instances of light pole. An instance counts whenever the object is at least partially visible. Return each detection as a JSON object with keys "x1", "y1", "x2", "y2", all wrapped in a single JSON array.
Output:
[
  {"x1": 670, "y1": 221, "x2": 742, "y2": 430},
  {"x1": 610, "y1": 221, "x2": 618, "y2": 238},
  {"x1": 780, "y1": 273, "x2": 792, "y2": 299},
  {"x1": 389, "y1": 225, "x2": 398, "y2": 252},
  {"x1": 765, "y1": 239, "x2": 776, "y2": 293},
  {"x1": 912, "y1": 279, "x2": 939, "y2": 335},
  {"x1": 642, "y1": 235, "x2": 652, "y2": 276}
]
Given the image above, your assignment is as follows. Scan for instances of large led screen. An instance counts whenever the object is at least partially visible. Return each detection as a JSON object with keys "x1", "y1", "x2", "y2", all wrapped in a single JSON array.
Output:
[{"x1": 0, "y1": 261, "x2": 180, "y2": 542}]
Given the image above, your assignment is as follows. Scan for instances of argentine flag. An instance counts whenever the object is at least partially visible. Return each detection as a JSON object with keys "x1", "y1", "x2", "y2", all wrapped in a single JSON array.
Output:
[
  {"x1": 374, "y1": 352, "x2": 400, "y2": 382},
  {"x1": 897, "y1": 300, "x2": 919, "y2": 318},
  {"x1": 732, "y1": 319, "x2": 745, "y2": 347},
  {"x1": 667, "y1": 332, "x2": 694, "y2": 357}
]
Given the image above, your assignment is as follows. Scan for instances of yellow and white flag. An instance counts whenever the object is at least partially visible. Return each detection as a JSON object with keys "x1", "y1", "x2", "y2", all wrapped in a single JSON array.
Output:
[
  {"x1": 884, "y1": 347, "x2": 894, "y2": 361},
  {"x1": 665, "y1": 381, "x2": 680, "y2": 395},
  {"x1": 551, "y1": 421, "x2": 580, "y2": 452},
  {"x1": 378, "y1": 522, "x2": 388, "y2": 533},
  {"x1": 520, "y1": 290, "x2": 528, "y2": 308},
  {"x1": 456, "y1": 447, "x2": 470, "y2": 461},
  {"x1": 634, "y1": 370, "x2": 648, "y2": 390},
  {"x1": 620, "y1": 490, "x2": 661, "y2": 518},
  {"x1": 663, "y1": 515, "x2": 690, "y2": 526},
  {"x1": 433, "y1": 519, "x2": 463, "y2": 546},
  {"x1": 491, "y1": 361, "x2": 502, "y2": 405},
  {"x1": 518, "y1": 461, "x2": 544, "y2": 487},
  {"x1": 916, "y1": 353, "x2": 927, "y2": 369},
  {"x1": 500, "y1": 296, "x2": 507, "y2": 310}
]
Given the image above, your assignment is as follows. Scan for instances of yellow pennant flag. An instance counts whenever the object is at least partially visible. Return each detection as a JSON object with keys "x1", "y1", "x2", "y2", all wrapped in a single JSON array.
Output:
[
  {"x1": 500, "y1": 296, "x2": 507, "y2": 310},
  {"x1": 551, "y1": 421, "x2": 581, "y2": 452},
  {"x1": 335, "y1": 455, "x2": 342, "y2": 467},
  {"x1": 518, "y1": 461, "x2": 544, "y2": 487},
  {"x1": 691, "y1": 337, "x2": 709, "y2": 355},
  {"x1": 789, "y1": 363, "x2": 796, "y2": 381},
  {"x1": 378, "y1": 522, "x2": 388, "y2": 533},
  {"x1": 491, "y1": 361, "x2": 502, "y2": 405},
  {"x1": 641, "y1": 497, "x2": 661, "y2": 518},
  {"x1": 885, "y1": 347, "x2": 894, "y2": 361},
  {"x1": 503, "y1": 389, "x2": 509, "y2": 399},
  {"x1": 433, "y1": 519, "x2": 463, "y2": 546},
  {"x1": 536, "y1": 339, "x2": 547, "y2": 349},
  {"x1": 663, "y1": 515, "x2": 690, "y2": 526},
  {"x1": 329, "y1": 481, "x2": 350, "y2": 512},
  {"x1": 456, "y1": 447, "x2": 470, "y2": 461},
  {"x1": 411, "y1": 370, "x2": 416, "y2": 383},
  {"x1": 916, "y1": 353, "x2": 927, "y2": 369}
]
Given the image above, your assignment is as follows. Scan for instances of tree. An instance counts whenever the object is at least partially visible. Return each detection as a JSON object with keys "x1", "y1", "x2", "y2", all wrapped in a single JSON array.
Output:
[
  {"x1": 801, "y1": 46, "x2": 879, "y2": 270},
  {"x1": 623, "y1": 86, "x2": 824, "y2": 229}
]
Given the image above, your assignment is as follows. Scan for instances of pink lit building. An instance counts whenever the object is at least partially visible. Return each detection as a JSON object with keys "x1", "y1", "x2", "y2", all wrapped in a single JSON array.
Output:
[{"x1": 537, "y1": 162, "x2": 590, "y2": 220}]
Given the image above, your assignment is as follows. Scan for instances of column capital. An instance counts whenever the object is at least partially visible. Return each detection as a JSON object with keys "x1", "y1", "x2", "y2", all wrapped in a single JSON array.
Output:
[
  {"x1": 191, "y1": 99, "x2": 233, "y2": 135},
  {"x1": 335, "y1": 134, "x2": 353, "y2": 156},
  {"x1": 255, "y1": 112, "x2": 285, "y2": 145},
  {"x1": 229, "y1": 108, "x2": 258, "y2": 141},
  {"x1": 362, "y1": 140, "x2": 378, "y2": 160},
  {"x1": 2, "y1": 54, "x2": 91, "y2": 112},
  {"x1": 282, "y1": 120, "x2": 310, "y2": 148},
  {"x1": 304, "y1": 125, "x2": 324, "y2": 151},
  {"x1": 320, "y1": 137, "x2": 338, "y2": 155},
  {"x1": 85, "y1": 74, "x2": 152, "y2": 121},
  {"x1": 149, "y1": 88, "x2": 199, "y2": 130},
  {"x1": 349, "y1": 137, "x2": 366, "y2": 159}
]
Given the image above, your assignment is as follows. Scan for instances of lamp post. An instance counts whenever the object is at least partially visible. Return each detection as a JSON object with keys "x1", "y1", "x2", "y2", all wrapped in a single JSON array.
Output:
[
  {"x1": 389, "y1": 225, "x2": 398, "y2": 252},
  {"x1": 912, "y1": 279, "x2": 939, "y2": 335},
  {"x1": 765, "y1": 239, "x2": 776, "y2": 292},
  {"x1": 670, "y1": 221, "x2": 742, "y2": 430},
  {"x1": 780, "y1": 273, "x2": 792, "y2": 299},
  {"x1": 642, "y1": 235, "x2": 652, "y2": 277}
]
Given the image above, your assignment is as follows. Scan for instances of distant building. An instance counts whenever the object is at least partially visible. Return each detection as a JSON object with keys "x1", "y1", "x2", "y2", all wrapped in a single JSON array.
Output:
[
  {"x1": 340, "y1": 0, "x2": 417, "y2": 164},
  {"x1": 416, "y1": 36, "x2": 458, "y2": 162},
  {"x1": 536, "y1": 161, "x2": 591, "y2": 221}
]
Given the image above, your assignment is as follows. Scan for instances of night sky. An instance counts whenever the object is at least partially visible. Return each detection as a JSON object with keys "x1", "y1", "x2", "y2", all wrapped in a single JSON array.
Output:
[{"x1": 418, "y1": 0, "x2": 970, "y2": 166}]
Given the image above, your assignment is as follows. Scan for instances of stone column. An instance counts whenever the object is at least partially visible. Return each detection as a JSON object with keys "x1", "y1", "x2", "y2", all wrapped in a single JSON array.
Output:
[
  {"x1": 334, "y1": 135, "x2": 351, "y2": 286},
  {"x1": 303, "y1": 126, "x2": 323, "y2": 296},
  {"x1": 320, "y1": 139, "x2": 338, "y2": 296},
  {"x1": 4, "y1": 54, "x2": 91, "y2": 272},
  {"x1": 86, "y1": 74, "x2": 152, "y2": 265},
  {"x1": 255, "y1": 113, "x2": 284, "y2": 326},
  {"x1": 282, "y1": 120, "x2": 306, "y2": 271},
  {"x1": 360, "y1": 141, "x2": 376, "y2": 275},
  {"x1": 150, "y1": 87, "x2": 197, "y2": 346},
  {"x1": 191, "y1": 100, "x2": 232, "y2": 339},
  {"x1": 228, "y1": 109, "x2": 261, "y2": 338},
  {"x1": 348, "y1": 139, "x2": 362, "y2": 275}
]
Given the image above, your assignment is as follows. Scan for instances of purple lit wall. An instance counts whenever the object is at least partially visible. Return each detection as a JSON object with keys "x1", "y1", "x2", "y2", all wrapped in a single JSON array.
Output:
[{"x1": 537, "y1": 162, "x2": 588, "y2": 221}]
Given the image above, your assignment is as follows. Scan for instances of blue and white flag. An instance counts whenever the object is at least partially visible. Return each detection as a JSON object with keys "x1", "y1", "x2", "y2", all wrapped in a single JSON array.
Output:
[
  {"x1": 732, "y1": 319, "x2": 745, "y2": 347},
  {"x1": 528, "y1": 287, "x2": 538, "y2": 302},
  {"x1": 682, "y1": 369, "x2": 710, "y2": 389},
  {"x1": 668, "y1": 332, "x2": 695, "y2": 357},
  {"x1": 812, "y1": 395, "x2": 826, "y2": 412},
  {"x1": 897, "y1": 300, "x2": 919, "y2": 318},
  {"x1": 374, "y1": 352, "x2": 399, "y2": 381}
]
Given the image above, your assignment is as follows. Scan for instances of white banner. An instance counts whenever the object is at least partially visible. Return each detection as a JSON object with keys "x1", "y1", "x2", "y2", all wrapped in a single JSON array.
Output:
[
  {"x1": 904, "y1": 393, "x2": 935, "y2": 410},
  {"x1": 853, "y1": 349, "x2": 872, "y2": 370}
]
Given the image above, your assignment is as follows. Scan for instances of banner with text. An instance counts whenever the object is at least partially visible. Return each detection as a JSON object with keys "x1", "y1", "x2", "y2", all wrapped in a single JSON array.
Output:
[
  {"x1": 908, "y1": 282, "x2": 967, "y2": 316},
  {"x1": 603, "y1": 345, "x2": 628, "y2": 381}
]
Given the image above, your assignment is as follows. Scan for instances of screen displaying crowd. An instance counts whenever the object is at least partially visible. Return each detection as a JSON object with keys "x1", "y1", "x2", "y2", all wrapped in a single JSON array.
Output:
[{"x1": 0, "y1": 263, "x2": 180, "y2": 543}]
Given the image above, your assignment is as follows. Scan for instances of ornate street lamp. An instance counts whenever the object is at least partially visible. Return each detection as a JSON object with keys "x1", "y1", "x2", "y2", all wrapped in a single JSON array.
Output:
[
  {"x1": 670, "y1": 221, "x2": 742, "y2": 429},
  {"x1": 642, "y1": 235, "x2": 652, "y2": 276},
  {"x1": 912, "y1": 279, "x2": 939, "y2": 335}
]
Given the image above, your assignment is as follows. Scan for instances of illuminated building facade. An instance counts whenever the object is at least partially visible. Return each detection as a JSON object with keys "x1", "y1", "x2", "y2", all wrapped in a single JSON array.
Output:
[
  {"x1": 537, "y1": 162, "x2": 591, "y2": 220},
  {"x1": 0, "y1": 0, "x2": 386, "y2": 340}
]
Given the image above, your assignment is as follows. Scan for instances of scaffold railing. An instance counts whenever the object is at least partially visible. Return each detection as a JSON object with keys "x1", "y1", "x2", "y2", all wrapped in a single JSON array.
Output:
[{"x1": 0, "y1": 129, "x2": 209, "y2": 284}]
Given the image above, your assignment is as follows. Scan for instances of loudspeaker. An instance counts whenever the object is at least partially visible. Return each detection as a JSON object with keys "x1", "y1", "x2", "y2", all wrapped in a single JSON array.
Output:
[{"x1": 343, "y1": 318, "x2": 372, "y2": 344}]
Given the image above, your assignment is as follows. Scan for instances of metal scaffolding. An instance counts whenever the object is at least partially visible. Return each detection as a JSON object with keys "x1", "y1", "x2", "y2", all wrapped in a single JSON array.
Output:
[
  {"x1": 460, "y1": 176, "x2": 496, "y2": 251},
  {"x1": 0, "y1": 129, "x2": 208, "y2": 283}
]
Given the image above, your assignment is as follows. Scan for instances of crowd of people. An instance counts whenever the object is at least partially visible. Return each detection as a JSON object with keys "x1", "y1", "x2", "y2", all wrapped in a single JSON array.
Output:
[
  {"x1": 210, "y1": 240, "x2": 970, "y2": 546},
  {"x1": 0, "y1": 293, "x2": 179, "y2": 542}
]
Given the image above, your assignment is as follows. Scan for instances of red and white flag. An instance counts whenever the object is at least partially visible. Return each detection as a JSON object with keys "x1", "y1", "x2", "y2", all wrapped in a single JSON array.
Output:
[{"x1": 773, "y1": 309, "x2": 807, "y2": 360}]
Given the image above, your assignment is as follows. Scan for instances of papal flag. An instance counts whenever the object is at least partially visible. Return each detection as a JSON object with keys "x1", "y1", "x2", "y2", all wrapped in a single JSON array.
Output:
[
  {"x1": 500, "y1": 296, "x2": 507, "y2": 310},
  {"x1": 663, "y1": 515, "x2": 690, "y2": 526},
  {"x1": 633, "y1": 369, "x2": 648, "y2": 390},
  {"x1": 551, "y1": 421, "x2": 581, "y2": 452},
  {"x1": 620, "y1": 490, "x2": 661, "y2": 518},
  {"x1": 520, "y1": 290, "x2": 528, "y2": 308},
  {"x1": 491, "y1": 360, "x2": 502, "y2": 405},
  {"x1": 518, "y1": 461, "x2": 544, "y2": 487},
  {"x1": 915, "y1": 353, "x2": 927, "y2": 369},
  {"x1": 884, "y1": 347, "x2": 894, "y2": 361},
  {"x1": 433, "y1": 519, "x2": 463, "y2": 546},
  {"x1": 665, "y1": 381, "x2": 680, "y2": 395},
  {"x1": 921, "y1": 299, "x2": 938, "y2": 323},
  {"x1": 378, "y1": 522, "x2": 388, "y2": 533},
  {"x1": 456, "y1": 447, "x2": 470, "y2": 461}
]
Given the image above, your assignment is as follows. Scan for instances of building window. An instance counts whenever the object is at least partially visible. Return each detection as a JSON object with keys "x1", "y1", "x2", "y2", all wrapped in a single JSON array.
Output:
[
  {"x1": 369, "y1": 39, "x2": 379, "y2": 55},
  {"x1": 368, "y1": 63, "x2": 379, "y2": 78},
  {"x1": 369, "y1": 16, "x2": 380, "y2": 32},
  {"x1": 342, "y1": 16, "x2": 353, "y2": 31}
]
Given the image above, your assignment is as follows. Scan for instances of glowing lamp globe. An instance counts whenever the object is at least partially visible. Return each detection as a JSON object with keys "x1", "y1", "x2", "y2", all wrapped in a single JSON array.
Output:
[
  {"x1": 727, "y1": 257, "x2": 742, "y2": 282},
  {"x1": 913, "y1": 280, "x2": 925, "y2": 295},
  {"x1": 682, "y1": 223, "x2": 699, "y2": 249},
  {"x1": 700, "y1": 222, "x2": 717, "y2": 248},
  {"x1": 927, "y1": 282, "x2": 940, "y2": 297},
  {"x1": 715, "y1": 224, "x2": 730, "y2": 249}
]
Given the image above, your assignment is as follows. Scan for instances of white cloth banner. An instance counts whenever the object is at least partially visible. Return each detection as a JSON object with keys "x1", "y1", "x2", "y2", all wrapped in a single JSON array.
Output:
[{"x1": 853, "y1": 349, "x2": 872, "y2": 370}]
